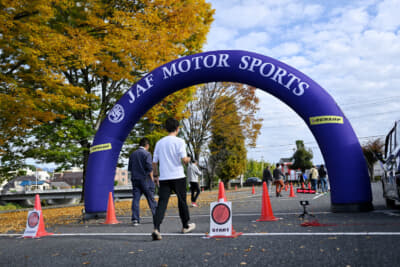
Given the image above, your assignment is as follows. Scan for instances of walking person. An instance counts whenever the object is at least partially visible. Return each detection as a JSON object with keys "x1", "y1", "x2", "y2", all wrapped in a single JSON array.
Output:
[
  {"x1": 309, "y1": 165, "x2": 319, "y2": 191},
  {"x1": 262, "y1": 165, "x2": 273, "y2": 191},
  {"x1": 188, "y1": 159, "x2": 202, "y2": 207},
  {"x1": 273, "y1": 163, "x2": 285, "y2": 197},
  {"x1": 318, "y1": 164, "x2": 328, "y2": 193},
  {"x1": 128, "y1": 138, "x2": 157, "y2": 226},
  {"x1": 151, "y1": 118, "x2": 195, "y2": 241}
]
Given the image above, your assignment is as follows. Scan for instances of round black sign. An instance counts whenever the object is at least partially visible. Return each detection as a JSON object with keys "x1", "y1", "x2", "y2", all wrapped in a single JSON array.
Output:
[
  {"x1": 211, "y1": 203, "x2": 231, "y2": 225},
  {"x1": 28, "y1": 211, "x2": 40, "y2": 228}
]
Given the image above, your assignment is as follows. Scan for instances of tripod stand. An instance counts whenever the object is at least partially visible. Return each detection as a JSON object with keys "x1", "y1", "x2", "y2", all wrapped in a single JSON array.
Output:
[{"x1": 299, "y1": 200, "x2": 314, "y2": 219}]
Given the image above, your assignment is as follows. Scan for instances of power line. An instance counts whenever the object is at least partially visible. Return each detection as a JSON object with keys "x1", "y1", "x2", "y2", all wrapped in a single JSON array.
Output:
[
  {"x1": 248, "y1": 134, "x2": 386, "y2": 151},
  {"x1": 259, "y1": 109, "x2": 398, "y2": 130}
]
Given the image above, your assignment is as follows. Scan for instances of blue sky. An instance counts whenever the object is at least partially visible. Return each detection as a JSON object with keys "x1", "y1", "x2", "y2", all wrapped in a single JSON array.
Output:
[{"x1": 204, "y1": 0, "x2": 400, "y2": 164}]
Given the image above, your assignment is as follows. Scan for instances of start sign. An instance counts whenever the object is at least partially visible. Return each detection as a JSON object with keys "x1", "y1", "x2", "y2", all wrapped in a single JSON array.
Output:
[
  {"x1": 23, "y1": 210, "x2": 41, "y2": 238},
  {"x1": 209, "y1": 201, "x2": 232, "y2": 237}
]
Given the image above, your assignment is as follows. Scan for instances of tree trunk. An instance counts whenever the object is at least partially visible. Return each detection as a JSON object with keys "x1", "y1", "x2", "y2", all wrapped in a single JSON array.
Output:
[{"x1": 80, "y1": 140, "x2": 91, "y2": 203}]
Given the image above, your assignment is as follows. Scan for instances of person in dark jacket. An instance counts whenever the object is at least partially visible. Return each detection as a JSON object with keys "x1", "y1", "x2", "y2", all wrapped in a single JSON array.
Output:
[
  {"x1": 128, "y1": 138, "x2": 157, "y2": 226},
  {"x1": 273, "y1": 163, "x2": 285, "y2": 197},
  {"x1": 262, "y1": 165, "x2": 273, "y2": 190},
  {"x1": 318, "y1": 164, "x2": 328, "y2": 193}
]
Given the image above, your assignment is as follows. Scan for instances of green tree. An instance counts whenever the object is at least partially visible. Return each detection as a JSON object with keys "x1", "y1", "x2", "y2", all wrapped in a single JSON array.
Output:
[
  {"x1": 291, "y1": 140, "x2": 313, "y2": 172},
  {"x1": 245, "y1": 159, "x2": 269, "y2": 179},
  {"x1": 209, "y1": 96, "x2": 246, "y2": 188}
]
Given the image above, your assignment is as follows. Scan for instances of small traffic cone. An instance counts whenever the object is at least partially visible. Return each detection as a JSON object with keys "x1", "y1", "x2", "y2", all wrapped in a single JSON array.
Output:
[
  {"x1": 285, "y1": 183, "x2": 288, "y2": 191},
  {"x1": 24, "y1": 194, "x2": 53, "y2": 238},
  {"x1": 252, "y1": 185, "x2": 255, "y2": 194},
  {"x1": 308, "y1": 183, "x2": 311, "y2": 190},
  {"x1": 235, "y1": 185, "x2": 237, "y2": 191},
  {"x1": 217, "y1": 181, "x2": 227, "y2": 202},
  {"x1": 103, "y1": 192, "x2": 120, "y2": 224},
  {"x1": 257, "y1": 182, "x2": 278, "y2": 221},
  {"x1": 301, "y1": 182, "x2": 305, "y2": 189},
  {"x1": 289, "y1": 183, "x2": 296, "y2": 197}
]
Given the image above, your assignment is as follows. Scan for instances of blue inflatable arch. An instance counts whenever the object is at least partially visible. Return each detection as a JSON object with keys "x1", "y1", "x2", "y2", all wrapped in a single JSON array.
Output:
[{"x1": 85, "y1": 50, "x2": 373, "y2": 215}]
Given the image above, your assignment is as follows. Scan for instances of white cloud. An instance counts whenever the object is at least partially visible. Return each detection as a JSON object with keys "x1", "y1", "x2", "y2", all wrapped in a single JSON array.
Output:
[
  {"x1": 204, "y1": 26, "x2": 238, "y2": 51},
  {"x1": 371, "y1": 0, "x2": 400, "y2": 31},
  {"x1": 233, "y1": 31, "x2": 270, "y2": 51}
]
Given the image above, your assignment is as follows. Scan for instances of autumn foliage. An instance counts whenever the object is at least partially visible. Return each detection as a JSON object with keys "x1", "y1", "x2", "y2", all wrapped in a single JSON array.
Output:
[{"x1": 0, "y1": 1, "x2": 214, "y2": 179}]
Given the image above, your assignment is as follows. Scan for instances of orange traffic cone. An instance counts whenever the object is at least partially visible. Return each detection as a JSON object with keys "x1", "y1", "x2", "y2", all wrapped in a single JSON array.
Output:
[
  {"x1": 217, "y1": 181, "x2": 227, "y2": 202},
  {"x1": 103, "y1": 192, "x2": 120, "y2": 224},
  {"x1": 308, "y1": 183, "x2": 311, "y2": 190},
  {"x1": 302, "y1": 182, "x2": 305, "y2": 189},
  {"x1": 285, "y1": 183, "x2": 288, "y2": 191},
  {"x1": 235, "y1": 185, "x2": 237, "y2": 191},
  {"x1": 257, "y1": 182, "x2": 278, "y2": 221},
  {"x1": 24, "y1": 194, "x2": 53, "y2": 238},
  {"x1": 289, "y1": 183, "x2": 296, "y2": 197},
  {"x1": 252, "y1": 185, "x2": 255, "y2": 194}
]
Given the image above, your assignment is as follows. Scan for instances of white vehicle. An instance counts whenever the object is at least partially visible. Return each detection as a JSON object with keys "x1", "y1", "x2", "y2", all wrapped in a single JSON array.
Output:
[{"x1": 377, "y1": 120, "x2": 400, "y2": 208}]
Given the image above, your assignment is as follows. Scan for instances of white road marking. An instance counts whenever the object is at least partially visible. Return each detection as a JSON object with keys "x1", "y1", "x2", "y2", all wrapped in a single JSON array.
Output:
[{"x1": 1, "y1": 232, "x2": 400, "y2": 237}]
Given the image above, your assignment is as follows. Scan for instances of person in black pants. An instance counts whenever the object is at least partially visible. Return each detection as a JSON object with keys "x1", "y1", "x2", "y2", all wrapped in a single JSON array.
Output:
[
  {"x1": 262, "y1": 165, "x2": 273, "y2": 190},
  {"x1": 188, "y1": 160, "x2": 202, "y2": 207},
  {"x1": 128, "y1": 138, "x2": 157, "y2": 226},
  {"x1": 151, "y1": 118, "x2": 196, "y2": 241}
]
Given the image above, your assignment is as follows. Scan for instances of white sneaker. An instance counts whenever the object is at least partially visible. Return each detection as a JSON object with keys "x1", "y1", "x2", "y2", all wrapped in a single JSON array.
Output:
[
  {"x1": 151, "y1": 229, "x2": 162, "y2": 241},
  {"x1": 182, "y1": 223, "x2": 196, "y2": 234}
]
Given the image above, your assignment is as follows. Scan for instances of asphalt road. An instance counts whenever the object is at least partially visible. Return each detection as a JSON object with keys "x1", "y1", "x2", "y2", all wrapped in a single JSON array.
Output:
[{"x1": 1, "y1": 182, "x2": 399, "y2": 267}]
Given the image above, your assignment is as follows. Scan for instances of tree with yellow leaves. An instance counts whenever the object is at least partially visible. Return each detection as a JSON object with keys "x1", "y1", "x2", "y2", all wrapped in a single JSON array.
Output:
[
  {"x1": 209, "y1": 95, "x2": 248, "y2": 188},
  {"x1": 0, "y1": 0, "x2": 214, "y2": 187}
]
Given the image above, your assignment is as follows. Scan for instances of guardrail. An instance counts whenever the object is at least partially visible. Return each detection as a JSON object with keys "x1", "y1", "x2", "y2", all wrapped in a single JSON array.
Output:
[{"x1": 0, "y1": 186, "x2": 133, "y2": 202}]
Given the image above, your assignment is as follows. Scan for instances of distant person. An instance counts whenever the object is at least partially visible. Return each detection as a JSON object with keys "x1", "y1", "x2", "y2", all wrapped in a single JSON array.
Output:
[
  {"x1": 273, "y1": 163, "x2": 285, "y2": 197},
  {"x1": 128, "y1": 138, "x2": 157, "y2": 226},
  {"x1": 151, "y1": 118, "x2": 195, "y2": 241},
  {"x1": 262, "y1": 165, "x2": 273, "y2": 190},
  {"x1": 318, "y1": 164, "x2": 328, "y2": 193},
  {"x1": 187, "y1": 159, "x2": 202, "y2": 207},
  {"x1": 309, "y1": 165, "x2": 319, "y2": 191}
]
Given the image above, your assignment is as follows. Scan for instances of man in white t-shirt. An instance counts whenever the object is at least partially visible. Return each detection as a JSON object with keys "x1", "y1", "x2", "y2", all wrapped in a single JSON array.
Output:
[{"x1": 151, "y1": 118, "x2": 195, "y2": 241}]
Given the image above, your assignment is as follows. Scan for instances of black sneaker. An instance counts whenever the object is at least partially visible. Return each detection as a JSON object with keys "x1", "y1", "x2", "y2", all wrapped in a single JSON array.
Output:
[
  {"x1": 151, "y1": 229, "x2": 162, "y2": 241},
  {"x1": 132, "y1": 220, "x2": 140, "y2": 226}
]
